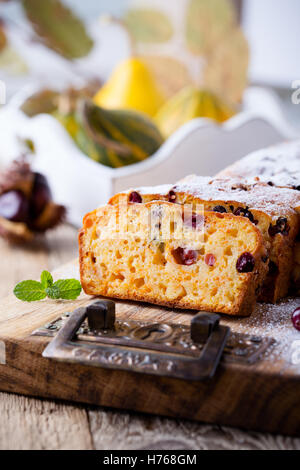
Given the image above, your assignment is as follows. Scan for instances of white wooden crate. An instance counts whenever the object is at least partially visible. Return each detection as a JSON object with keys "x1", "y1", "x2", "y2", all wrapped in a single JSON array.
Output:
[{"x1": 0, "y1": 87, "x2": 296, "y2": 226}]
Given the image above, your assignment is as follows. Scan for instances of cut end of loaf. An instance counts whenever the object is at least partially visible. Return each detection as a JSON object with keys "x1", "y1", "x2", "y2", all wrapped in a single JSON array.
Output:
[{"x1": 79, "y1": 202, "x2": 268, "y2": 316}]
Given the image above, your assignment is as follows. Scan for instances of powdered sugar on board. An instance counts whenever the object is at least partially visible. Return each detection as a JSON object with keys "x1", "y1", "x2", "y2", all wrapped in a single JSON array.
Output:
[{"x1": 222, "y1": 297, "x2": 300, "y2": 366}]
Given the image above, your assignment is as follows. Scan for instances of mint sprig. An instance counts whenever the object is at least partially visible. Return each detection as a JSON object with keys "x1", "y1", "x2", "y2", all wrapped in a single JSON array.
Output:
[
  {"x1": 14, "y1": 271, "x2": 82, "y2": 302},
  {"x1": 52, "y1": 279, "x2": 82, "y2": 300},
  {"x1": 41, "y1": 270, "x2": 53, "y2": 288},
  {"x1": 14, "y1": 280, "x2": 47, "y2": 302}
]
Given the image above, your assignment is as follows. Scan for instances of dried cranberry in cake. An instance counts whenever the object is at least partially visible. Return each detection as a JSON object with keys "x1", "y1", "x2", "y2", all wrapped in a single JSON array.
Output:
[
  {"x1": 292, "y1": 307, "x2": 300, "y2": 331},
  {"x1": 213, "y1": 205, "x2": 227, "y2": 213},
  {"x1": 236, "y1": 252, "x2": 255, "y2": 273},
  {"x1": 129, "y1": 191, "x2": 142, "y2": 203},
  {"x1": 268, "y1": 217, "x2": 290, "y2": 237},
  {"x1": 205, "y1": 254, "x2": 216, "y2": 266},
  {"x1": 234, "y1": 206, "x2": 256, "y2": 224},
  {"x1": 0, "y1": 190, "x2": 29, "y2": 222},
  {"x1": 182, "y1": 212, "x2": 204, "y2": 230},
  {"x1": 168, "y1": 190, "x2": 176, "y2": 203},
  {"x1": 172, "y1": 247, "x2": 198, "y2": 266}
]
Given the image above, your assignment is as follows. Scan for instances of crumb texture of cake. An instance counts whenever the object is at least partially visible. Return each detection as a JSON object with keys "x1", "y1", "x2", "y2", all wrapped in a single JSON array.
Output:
[
  {"x1": 79, "y1": 202, "x2": 267, "y2": 316},
  {"x1": 109, "y1": 176, "x2": 300, "y2": 303}
]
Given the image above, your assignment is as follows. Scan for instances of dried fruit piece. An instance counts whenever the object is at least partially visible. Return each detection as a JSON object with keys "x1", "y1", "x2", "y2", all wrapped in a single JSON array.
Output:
[
  {"x1": 168, "y1": 190, "x2": 176, "y2": 203},
  {"x1": 234, "y1": 206, "x2": 256, "y2": 224},
  {"x1": 205, "y1": 253, "x2": 216, "y2": 266},
  {"x1": 236, "y1": 252, "x2": 255, "y2": 273},
  {"x1": 213, "y1": 205, "x2": 227, "y2": 213},
  {"x1": 268, "y1": 217, "x2": 290, "y2": 237},
  {"x1": 129, "y1": 191, "x2": 142, "y2": 203},
  {"x1": 172, "y1": 247, "x2": 198, "y2": 266}
]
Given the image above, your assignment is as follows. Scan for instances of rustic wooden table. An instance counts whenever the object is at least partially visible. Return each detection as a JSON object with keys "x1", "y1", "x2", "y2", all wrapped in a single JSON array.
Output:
[{"x1": 0, "y1": 224, "x2": 299, "y2": 450}]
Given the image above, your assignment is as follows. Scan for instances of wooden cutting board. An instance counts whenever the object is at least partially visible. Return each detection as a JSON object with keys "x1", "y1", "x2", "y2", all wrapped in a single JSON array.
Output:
[{"x1": 0, "y1": 259, "x2": 299, "y2": 436}]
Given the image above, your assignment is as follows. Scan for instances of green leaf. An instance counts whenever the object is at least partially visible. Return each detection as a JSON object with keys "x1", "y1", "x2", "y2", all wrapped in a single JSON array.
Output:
[
  {"x1": 14, "y1": 280, "x2": 46, "y2": 302},
  {"x1": 124, "y1": 8, "x2": 173, "y2": 44},
  {"x1": 40, "y1": 270, "x2": 53, "y2": 288},
  {"x1": 185, "y1": 0, "x2": 235, "y2": 55},
  {"x1": 21, "y1": 89, "x2": 59, "y2": 117},
  {"x1": 14, "y1": 271, "x2": 82, "y2": 302},
  {"x1": 22, "y1": 0, "x2": 94, "y2": 60},
  {"x1": 53, "y1": 279, "x2": 82, "y2": 300},
  {"x1": 45, "y1": 285, "x2": 61, "y2": 299}
]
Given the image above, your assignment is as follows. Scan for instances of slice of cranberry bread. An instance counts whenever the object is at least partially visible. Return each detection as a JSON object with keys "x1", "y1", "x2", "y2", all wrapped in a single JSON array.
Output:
[
  {"x1": 79, "y1": 201, "x2": 267, "y2": 316},
  {"x1": 109, "y1": 177, "x2": 300, "y2": 303}
]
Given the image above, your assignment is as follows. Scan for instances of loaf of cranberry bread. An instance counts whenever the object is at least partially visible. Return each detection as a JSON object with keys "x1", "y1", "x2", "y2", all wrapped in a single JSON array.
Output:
[
  {"x1": 110, "y1": 177, "x2": 300, "y2": 303},
  {"x1": 217, "y1": 140, "x2": 300, "y2": 190},
  {"x1": 79, "y1": 201, "x2": 267, "y2": 316},
  {"x1": 217, "y1": 140, "x2": 300, "y2": 295}
]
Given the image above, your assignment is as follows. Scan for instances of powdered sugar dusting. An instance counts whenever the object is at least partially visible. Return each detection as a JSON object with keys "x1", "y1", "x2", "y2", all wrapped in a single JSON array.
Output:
[
  {"x1": 222, "y1": 297, "x2": 300, "y2": 364},
  {"x1": 122, "y1": 184, "x2": 174, "y2": 197},
  {"x1": 173, "y1": 176, "x2": 300, "y2": 218},
  {"x1": 218, "y1": 140, "x2": 300, "y2": 190}
]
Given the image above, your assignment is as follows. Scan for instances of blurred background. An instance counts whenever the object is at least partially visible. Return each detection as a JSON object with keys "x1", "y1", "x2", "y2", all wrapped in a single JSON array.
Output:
[
  {"x1": 0, "y1": 0, "x2": 299, "y2": 228},
  {"x1": 0, "y1": 0, "x2": 299, "y2": 128}
]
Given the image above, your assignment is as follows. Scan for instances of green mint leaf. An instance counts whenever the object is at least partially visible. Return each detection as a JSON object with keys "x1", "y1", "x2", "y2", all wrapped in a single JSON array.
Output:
[
  {"x1": 53, "y1": 279, "x2": 82, "y2": 300},
  {"x1": 40, "y1": 270, "x2": 53, "y2": 288},
  {"x1": 14, "y1": 280, "x2": 47, "y2": 302},
  {"x1": 45, "y1": 285, "x2": 61, "y2": 299}
]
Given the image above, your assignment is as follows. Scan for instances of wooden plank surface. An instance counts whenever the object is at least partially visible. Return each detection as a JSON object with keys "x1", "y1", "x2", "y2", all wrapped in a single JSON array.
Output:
[
  {"x1": 0, "y1": 225, "x2": 93, "y2": 450},
  {"x1": 0, "y1": 224, "x2": 299, "y2": 449}
]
